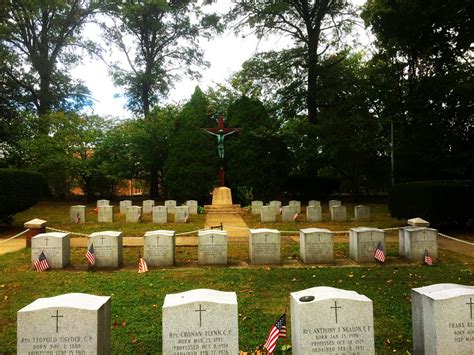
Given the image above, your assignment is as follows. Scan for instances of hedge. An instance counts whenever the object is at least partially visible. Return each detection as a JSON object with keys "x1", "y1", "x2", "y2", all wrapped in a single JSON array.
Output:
[
  {"x1": 0, "y1": 169, "x2": 46, "y2": 222},
  {"x1": 388, "y1": 180, "x2": 474, "y2": 226}
]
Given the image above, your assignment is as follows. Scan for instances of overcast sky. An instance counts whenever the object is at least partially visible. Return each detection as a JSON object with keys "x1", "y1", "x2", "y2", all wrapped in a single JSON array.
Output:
[{"x1": 72, "y1": 0, "x2": 369, "y2": 119}]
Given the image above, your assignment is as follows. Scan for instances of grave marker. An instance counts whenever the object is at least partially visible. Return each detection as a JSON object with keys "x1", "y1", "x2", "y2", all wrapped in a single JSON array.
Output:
[
  {"x1": 165, "y1": 200, "x2": 177, "y2": 214},
  {"x1": 119, "y1": 200, "x2": 132, "y2": 214},
  {"x1": 329, "y1": 200, "x2": 341, "y2": 208},
  {"x1": 354, "y1": 205, "x2": 371, "y2": 221},
  {"x1": 96, "y1": 199, "x2": 109, "y2": 208},
  {"x1": 306, "y1": 205, "x2": 322, "y2": 222},
  {"x1": 186, "y1": 200, "x2": 198, "y2": 215},
  {"x1": 269, "y1": 200, "x2": 282, "y2": 215},
  {"x1": 88, "y1": 231, "x2": 123, "y2": 267},
  {"x1": 404, "y1": 227, "x2": 438, "y2": 262},
  {"x1": 282, "y1": 205, "x2": 298, "y2": 221},
  {"x1": 299, "y1": 228, "x2": 334, "y2": 264},
  {"x1": 308, "y1": 200, "x2": 321, "y2": 207},
  {"x1": 251, "y1": 200, "x2": 264, "y2": 215},
  {"x1": 349, "y1": 227, "x2": 385, "y2": 263},
  {"x1": 174, "y1": 206, "x2": 190, "y2": 223},
  {"x1": 126, "y1": 206, "x2": 142, "y2": 223},
  {"x1": 330, "y1": 205, "x2": 347, "y2": 221},
  {"x1": 152, "y1": 206, "x2": 168, "y2": 224},
  {"x1": 144, "y1": 230, "x2": 175, "y2": 266},
  {"x1": 31, "y1": 232, "x2": 70, "y2": 269},
  {"x1": 198, "y1": 230, "x2": 227, "y2": 265},
  {"x1": 142, "y1": 199, "x2": 155, "y2": 214},
  {"x1": 70, "y1": 205, "x2": 86, "y2": 224},
  {"x1": 261, "y1": 205, "x2": 276, "y2": 223},
  {"x1": 289, "y1": 200, "x2": 301, "y2": 213},
  {"x1": 249, "y1": 228, "x2": 280, "y2": 264},
  {"x1": 98, "y1": 205, "x2": 114, "y2": 223}
]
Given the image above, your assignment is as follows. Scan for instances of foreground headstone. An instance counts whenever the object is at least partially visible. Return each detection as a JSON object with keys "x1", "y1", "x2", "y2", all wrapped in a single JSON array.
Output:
[
  {"x1": 308, "y1": 200, "x2": 321, "y2": 207},
  {"x1": 412, "y1": 283, "x2": 474, "y2": 354},
  {"x1": 299, "y1": 228, "x2": 334, "y2": 264},
  {"x1": 282, "y1": 205, "x2": 298, "y2": 221},
  {"x1": 144, "y1": 230, "x2": 175, "y2": 266},
  {"x1": 306, "y1": 205, "x2": 322, "y2": 222},
  {"x1": 31, "y1": 232, "x2": 70, "y2": 269},
  {"x1": 261, "y1": 205, "x2": 276, "y2": 223},
  {"x1": 349, "y1": 227, "x2": 385, "y2": 263},
  {"x1": 88, "y1": 231, "x2": 123, "y2": 267},
  {"x1": 119, "y1": 200, "x2": 132, "y2": 214},
  {"x1": 251, "y1": 200, "x2": 264, "y2": 215},
  {"x1": 165, "y1": 200, "x2": 177, "y2": 214},
  {"x1": 329, "y1": 199, "x2": 342, "y2": 208},
  {"x1": 126, "y1": 206, "x2": 142, "y2": 223},
  {"x1": 142, "y1": 199, "x2": 155, "y2": 214},
  {"x1": 174, "y1": 206, "x2": 190, "y2": 223},
  {"x1": 330, "y1": 205, "x2": 347, "y2": 221},
  {"x1": 404, "y1": 227, "x2": 438, "y2": 262},
  {"x1": 249, "y1": 228, "x2": 281, "y2": 264},
  {"x1": 354, "y1": 205, "x2": 371, "y2": 221},
  {"x1": 69, "y1": 205, "x2": 86, "y2": 224},
  {"x1": 408, "y1": 217, "x2": 430, "y2": 227},
  {"x1": 186, "y1": 200, "x2": 198, "y2": 214},
  {"x1": 289, "y1": 200, "x2": 301, "y2": 213},
  {"x1": 98, "y1": 205, "x2": 114, "y2": 223},
  {"x1": 291, "y1": 286, "x2": 375, "y2": 355},
  {"x1": 152, "y1": 206, "x2": 168, "y2": 224},
  {"x1": 96, "y1": 199, "x2": 109, "y2": 208},
  {"x1": 17, "y1": 293, "x2": 111, "y2": 355},
  {"x1": 198, "y1": 230, "x2": 227, "y2": 265},
  {"x1": 162, "y1": 289, "x2": 238, "y2": 354}
]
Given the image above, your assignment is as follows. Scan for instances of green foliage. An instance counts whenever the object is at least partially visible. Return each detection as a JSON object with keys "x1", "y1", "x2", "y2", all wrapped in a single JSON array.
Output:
[
  {"x1": 388, "y1": 181, "x2": 474, "y2": 226},
  {"x1": 283, "y1": 175, "x2": 340, "y2": 200},
  {"x1": 0, "y1": 169, "x2": 45, "y2": 222}
]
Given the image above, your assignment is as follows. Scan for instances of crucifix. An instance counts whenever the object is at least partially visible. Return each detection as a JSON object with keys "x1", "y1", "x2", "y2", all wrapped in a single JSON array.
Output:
[
  {"x1": 331, "y1": 301, "x2": 342, "y2": 323},
  {"x1": 204, "y1": 113, "x2": 241, "y2": 186},
  {"x1": 51, "y1": 310, "x2": 63, "y2": 333},
  {"x1": 467, "y1": 297, "x2": 474, "y2": 319},
  {"x1": 195, "y1": 304, "x2": 206, "y2": 327}
]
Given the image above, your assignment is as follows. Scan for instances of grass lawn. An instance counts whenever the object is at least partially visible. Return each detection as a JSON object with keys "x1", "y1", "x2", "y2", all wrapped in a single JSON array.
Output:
[{"x1": 1, "y1": 201, "x2": 473, "y2": 354}]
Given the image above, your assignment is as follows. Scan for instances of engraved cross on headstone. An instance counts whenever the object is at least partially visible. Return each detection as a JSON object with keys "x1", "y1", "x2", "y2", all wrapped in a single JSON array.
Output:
[
  {"x1": 156, "y1": 236, "x2": 160, "y2": 246},
  {"x1": 100, "y1": 235, "x2": 106, "y2": 245},
  {"x1": 51, "y1": 310, "x2": 63, "y2": 333},
  {"x1": 331, "y1": 301, "x2": 342, "y2": 323},
  {"x1": 264, "y1": 234, "x2": 268, "y2": 243},
  {"x1": 467, "y1": 297, "x2": 474, "y2": 320},
  {"x1": 195, "y1": 304, "x2": 206, "y2": 327},
  {"x1": 210, "y1": 234, "x2": 215, "y2": 244},
  {"x1": 44, "y1": 236, "x2": 49, "y2": 246}
]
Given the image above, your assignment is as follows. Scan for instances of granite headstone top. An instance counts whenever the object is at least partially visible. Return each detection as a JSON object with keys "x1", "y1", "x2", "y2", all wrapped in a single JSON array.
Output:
[
  {"x1": 17, "y1": 293, "x2": 111, "y2": 355},
  {"x1": 165, "y1": 200, "x2": 177, "y2": 214},
  {"x1": 249, "y1": 228, "x2": 281, "y2": 264},
  {"x1": 31, "y1": 232, "x2": 70, "y2": 269},
  {"x1": 291, "y1": 286, "x2": 375, "y2": 355},
  {"x1": 142, "y1": 199, "x2": 155, "y2": 214},
  {"x1": 98, "y1": 205, "x2": 114, "y2": 223},
  {"x1": 186, "y1": 200, "x2": 198, "y2": 215},
  {"x1": 153, "y1": 205, "x2": 168, "y2": 224},
  {"x1": 96, "y1": 199, "x2": 110, "y2": 207},
  {"x1": 308, "y1": 200, "x2": 321, "y2": 207},
  {"x1": 88, "y1": 231, "x2": 123, "y2": 267},
  {"x1": 261, "y1": 205, "x2": 276, "y2": 223},
  {"x1": 126, "y1": 206, "x2": 142, "y2": 223},
  {"x1": 289, "y1": 200, "x2": 301, "y2": 213},
  {"x1": 119, "y1": 200, "x2": 132, "y2": 214},
  {"x1": 144, "y1": 230, "x2": 175, "y2": 266},
  {"x1": 70, "y1": 205, "x2": 86, "y2": 224},
  {"x1": 306, "y1": 205, "x2": 322, "y2": 222},
  {"x1": 251, "y1": 200, "x2": 264, "y2": 215},
  {"x1": 162, "y1": 288, "x2": 238, "y2": 354},
  {"x1": 198, "y1": 230, "x2": 227, "y2": 265},
  {"x1": 329, "y1": 200, "x2": 342, "y2": 208},
  {"x1": 330, "y1": 205, "x2": 347, "y2": 221},
  {"x1": 412, "y1": 283, "x2": 474, "y2": 354},
  {"x1": 299, "y1": 228, "x2": 334, "y2": 264},
  {"x1": 349, "y1": 227, "x2": 385, "y2": 263}
]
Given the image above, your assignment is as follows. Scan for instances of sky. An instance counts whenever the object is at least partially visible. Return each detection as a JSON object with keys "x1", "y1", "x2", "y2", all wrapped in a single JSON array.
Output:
[{"x1": 71, "y1": 0, "x2": 369, "y2": 119}]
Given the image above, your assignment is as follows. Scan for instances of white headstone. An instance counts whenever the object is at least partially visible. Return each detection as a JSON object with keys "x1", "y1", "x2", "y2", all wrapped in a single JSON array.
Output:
[
  {"x1": 330, "y1": 205, "x2": 347, "y2": 221},
  {"x1": 291, "y1": 286, "x2": 375, "y2": 355},
  {"x1": 70, "y1": 205, "x2": 86, "y2": 224},
  {"x1": 98, "y1": 205, "x2": 114, "y2": 223},
  {"x1": 126, "y1": 206, "x2": 142, "y2": 223},
  {"x1": 349, "y1": 227, "x2": 385, "y2": 263},
  {"x1": 354, "y1": 205, "x2": 371, "y2": 221},
  {"x1": 144, "y1": 230, "x2": 175, "y2": 266},
  {"x1": 282, "y1": 205, "x2": 298, "y2": 221},
  {"x1": 17, "y1": 293, "x2": 111, "y2": 355},
  {"x1": 142, "y1": 199, "x2": 155, "y2": 214},
  {"x1": 186, "y1": 200, "x2": 198, "y2": 214},
  {"x1": 251, "y1": 200, "x2": 264, "y2": 215},
  {"x1": 162, "y1": 289, "x2": 238, "y2": 354},
  {"x1": 412, "y1": 283, "x2": 474, "y2": 354},
  {"x1": 96, "y1": 199, "x2": 109, "y2": 208},
  {"x1": 404, "y1": 227, "x2": 438, "y2": 262},
  {"x1": 329, "y1": 200, "x2": 342, "y2": 208},
  {"x1": 119, "y1": 200, "x2": 132, "y2": 214},
  {"x1": 165, "y1": 200, "x2": 177, "y2": 214},
  {"x1": 88, "y1": 231, "x2": 123, "y2": 267},
  {"x1": 308, "y1": 200, "x2": 321, "y2": 207},
  {"x1": 399, "y1": 226, "x2": 408, "y2": 256},
  {"x1": 31, "y1": 232, "x2": 70, "y2": 269},
  {"x1": 249, "y1": 228, "x2": 281, "y2": 264},
  {"x1": 261, "y1": 205, "x2": 276, "y2": 222},
  {"x1": 198, "y1": 230, "x2": 227, "y2": 265},
  {"x1": 289, "y1": 200, "x2": 301, "y2": 213},
  {"x1": 153, "y1": 205, "x2": 168, "y2": 224},
  {"x1": 299, "y1": 228, "x2": 334, "y2": 264},
  {"x1": 174, "y1": 206, "x2": 190, "y2": 223},
  {"x1": 269, "y1": 200, "x2": 282, "y2": 215},
  {"x1": 306, "y1": 205, "x2": 322, "y2": 222}
]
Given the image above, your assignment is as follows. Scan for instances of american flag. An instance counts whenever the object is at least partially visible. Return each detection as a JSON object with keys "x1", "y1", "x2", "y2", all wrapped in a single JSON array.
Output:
[
  {"x1": 76, "y1": 212, "x2": 81, "y2": 224},
  {"x1": 293, "y1": 212, "x2": 299, "y2": 221},
  {"x1": 424, "y1": 249, "x2": 433, "y2": 265},
  {"x1": 263, "y1": 313, "x2": 287, "y2": 354},
  {"x1": 184, "y1": 210, "x2": 189, "y2": 223},
  {"x1": 34, "y1": 251, "x2": 50, "y2": 272},
  {"x1": 138, "y1": 253, "x2": 148, "y2": 273},
  {"x1": 85, "y1": 244, "x2": 96, "y2": 266},
  {"x1": 374, "y1": 241, "x2": 385, "y2": 263}
]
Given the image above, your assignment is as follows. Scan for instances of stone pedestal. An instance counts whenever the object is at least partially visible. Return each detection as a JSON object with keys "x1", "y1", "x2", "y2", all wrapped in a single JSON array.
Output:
[
  {"x1": 24, "y1": 218, "x2": 47, "y2": 248},
  {"x1": 211, "y1": 187, "x2": 233, "y2": 205}
]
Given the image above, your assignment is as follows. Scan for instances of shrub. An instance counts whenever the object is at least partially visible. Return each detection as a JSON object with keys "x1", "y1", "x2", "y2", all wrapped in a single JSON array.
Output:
[
  {"x1": 388, "y1": 180, "x2": 474, "y2": 226},
  {"x1": 283, "y1": 175, "x2": 340, "y2": 200},
  {"x1": 0, "y1": 169, "x2": 46, "y2": 222}
]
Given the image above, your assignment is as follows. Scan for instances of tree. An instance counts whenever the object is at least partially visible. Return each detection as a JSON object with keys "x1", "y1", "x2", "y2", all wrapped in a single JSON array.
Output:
[
  {"x1": 0, "y1": 0, "x2": 99, "y2": 117},
  {"x1": 228, "y1": 0, "x2": 355, "y2": 124},
  {"x1": 103, "y1": 0, "x2": 222, "y2": 118}
]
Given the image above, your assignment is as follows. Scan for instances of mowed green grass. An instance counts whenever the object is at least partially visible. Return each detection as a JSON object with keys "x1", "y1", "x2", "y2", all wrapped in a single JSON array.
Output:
[{"x1": 1, "y1": 201, "x2": 473, "y2": 353}]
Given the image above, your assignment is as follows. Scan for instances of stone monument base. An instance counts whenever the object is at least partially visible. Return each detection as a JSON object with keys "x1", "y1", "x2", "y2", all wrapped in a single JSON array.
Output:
[{"x1": 205, "y1": 187, "x2": 241, "y2": 214}]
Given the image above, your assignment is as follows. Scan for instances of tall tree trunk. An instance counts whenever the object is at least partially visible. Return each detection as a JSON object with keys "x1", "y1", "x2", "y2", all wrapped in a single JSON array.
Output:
[{"x1": 149, "y1": 166, "x2": 159, "y2": 199}]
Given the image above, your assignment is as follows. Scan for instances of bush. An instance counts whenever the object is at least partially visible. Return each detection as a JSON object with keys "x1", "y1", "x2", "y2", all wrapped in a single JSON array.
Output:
[
  {"x1": 0, "y1": 169, "x2": 46, "y2": 222},
  {"x1": 283, "y1": 175, "x2": 340, "y2": 200},
  {"x1": 388, "y1": 180, "x2": 474, "y2": 226}
]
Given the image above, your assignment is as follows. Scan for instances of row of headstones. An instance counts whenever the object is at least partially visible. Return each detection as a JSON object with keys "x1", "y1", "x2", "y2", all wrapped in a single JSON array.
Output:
[
  {"x1": 70, "y1": 199, "x2": 199, "y2": 224},
  {"x1": 17, "y1": 284, "x2": 474, "y2": 354},
  {"x1": 252, "y1": 200, "x2": 370, "y2": 222},
  {"x1": 31, "y1": 226, "x2": 438, "y2": 268}
]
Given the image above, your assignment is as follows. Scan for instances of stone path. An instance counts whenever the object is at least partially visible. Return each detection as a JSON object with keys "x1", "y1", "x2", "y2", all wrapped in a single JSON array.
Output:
[{"x1": 204, "y1": 213, "x2": 249, "y2": 240}]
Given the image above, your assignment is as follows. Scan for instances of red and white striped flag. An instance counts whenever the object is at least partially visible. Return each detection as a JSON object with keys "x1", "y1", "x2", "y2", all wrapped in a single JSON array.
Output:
[
  {"x1": 184, "y1": 210, "x2": 189, "y2": 223},
  {"x1": 374, "y1": 242, "x2": 385, "y2": 263},
  {"x1": 76, "y1": 212, "x2": 81, "y2": 224},
  {"x1": 424, "y1": 249, "x2": 433, "y2": 265},
  {"x1": 85, "y1": 244, "x2": 96, "y2": 266},
  {"x1": 138, "y1": 253, "x2": 148, "y2": 273},
  {"x1": 34, "y1": 251, "x2": 50, "y2": 272},
  {"x1": 293, "y1": 212, "x2": 299, "y2": 221},
  {"x1": 263, "y1": 313, "x2": 287, "y2": 354}
]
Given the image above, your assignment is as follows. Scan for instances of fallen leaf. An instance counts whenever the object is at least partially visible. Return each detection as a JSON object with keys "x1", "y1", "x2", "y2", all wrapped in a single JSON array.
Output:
[
  {"x1": 131, "y1": 339, "x2": 137, "y2": 344},
  {"x1": 113, "y1": 320, "x2": 119, "y2": 329},
  {"x1": 4, "y1": 295, "x2": 8, "y2": 301},
  {"x1": 122, "y1": 321, "x2": 127, "y2": 327}
]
